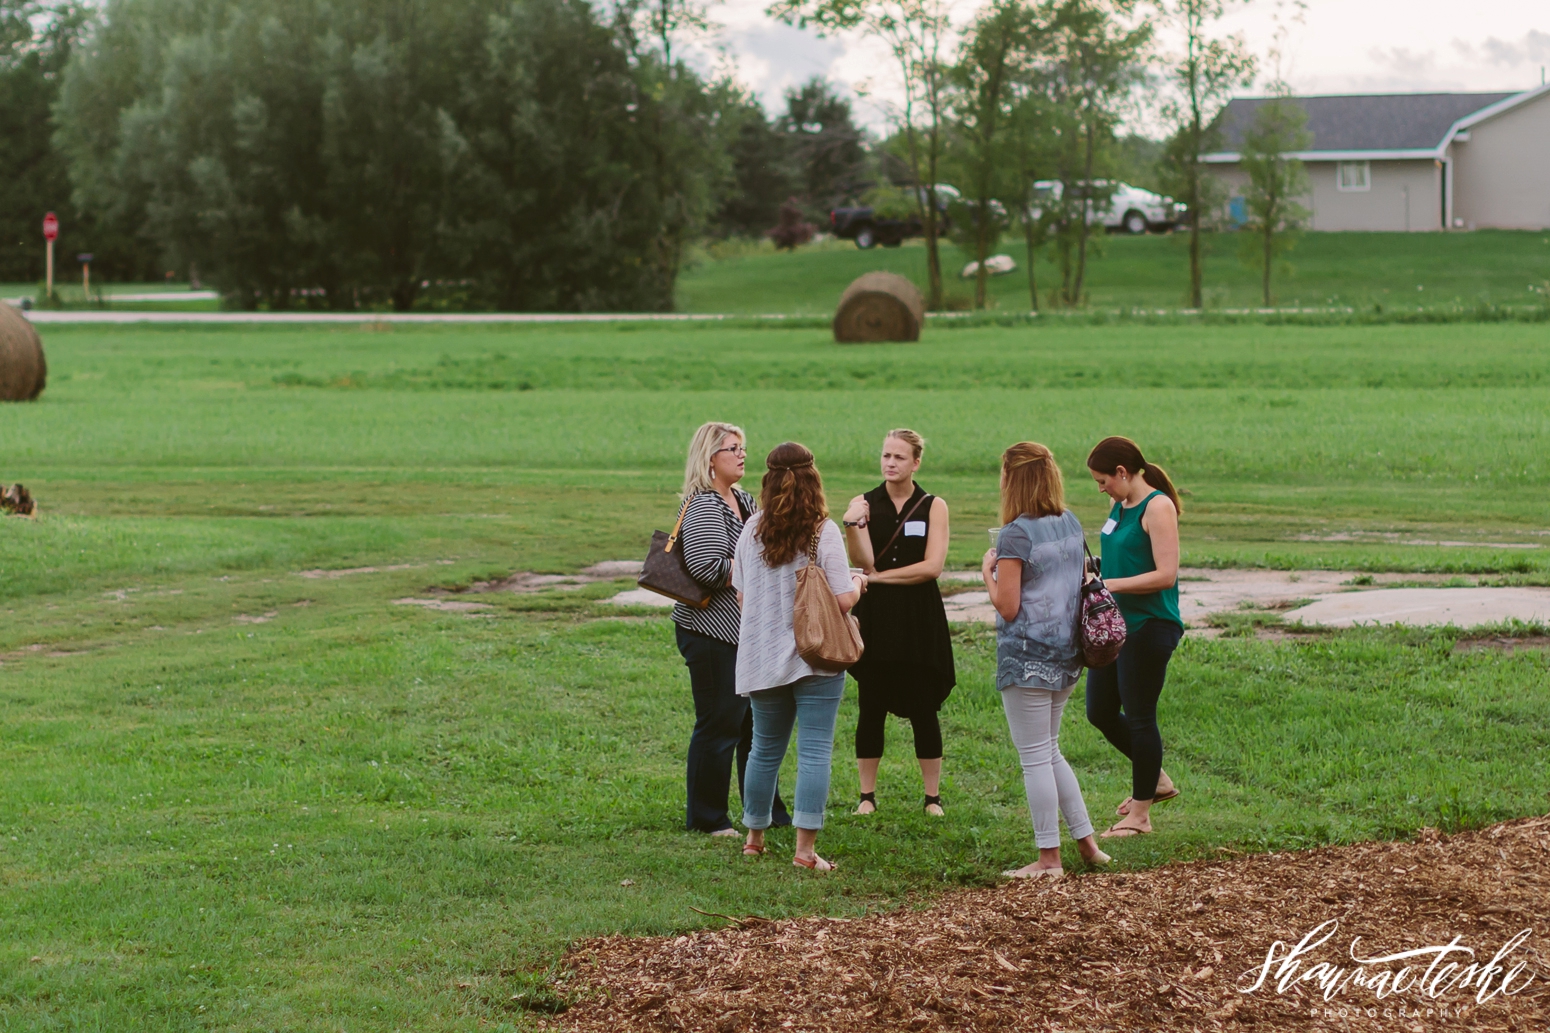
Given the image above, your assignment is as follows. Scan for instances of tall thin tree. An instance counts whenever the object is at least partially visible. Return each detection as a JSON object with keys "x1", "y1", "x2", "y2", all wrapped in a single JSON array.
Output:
[
  {"x1": 952, "y1": 0, "x2": 1034, "y2": 309},
  {"x1": 1238, "y1": 90, "x2": 1309, "y2": 306},
  {"x1": 1157, "y1": 0, "x2": 1254, "y2": 309},
  {"x1": 771, "y1": 0, "x2": 952, "y2": 310},
  {"x1": 1043, "y1": 0, "x2": 1148, "y2": 306}
]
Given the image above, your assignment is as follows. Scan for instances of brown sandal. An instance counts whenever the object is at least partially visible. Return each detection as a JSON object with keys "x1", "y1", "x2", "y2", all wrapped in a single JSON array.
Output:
[
  {"x1": 1116, "y1": 787, "x2": 1180, "y2": 816},
  {"x1": 1101, "y1": 821, "x2": 1151, "y2": 838}
]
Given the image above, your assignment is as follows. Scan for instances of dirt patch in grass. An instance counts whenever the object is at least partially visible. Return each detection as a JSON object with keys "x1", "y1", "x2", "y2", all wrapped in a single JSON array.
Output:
[
  {"x1": 552, "y1": 816, "x2": 1549, "y2": 1032},
  {"x1": 393, "y1": 597, "x2": 497, "y2": 613},
  {"x1": 1453, "y1": 635, "x2": 1550, "y2": 654},
  {"x1": 295, "y1": 561, "x2": 454, "y2": 579}
]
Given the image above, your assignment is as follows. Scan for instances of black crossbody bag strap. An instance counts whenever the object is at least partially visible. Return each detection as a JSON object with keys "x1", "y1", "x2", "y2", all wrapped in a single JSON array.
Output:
[{"x1": 875, "y1": 493, "x2": 932, "y2": 562}]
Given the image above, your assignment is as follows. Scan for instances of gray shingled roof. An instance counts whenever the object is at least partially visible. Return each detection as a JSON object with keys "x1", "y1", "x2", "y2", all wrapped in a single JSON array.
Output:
[{"x1": 1213, "y1": 93, "x2": 1516, "y2": 153}]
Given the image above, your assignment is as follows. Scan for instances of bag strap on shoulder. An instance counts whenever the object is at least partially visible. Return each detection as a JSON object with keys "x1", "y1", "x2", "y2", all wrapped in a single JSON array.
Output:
[
  {"x1": 665, "y1": 496, "x2": 694, "y2": 554},
  {"x1": 875, "y1": 492, "x2": 931, "y2": 562}
]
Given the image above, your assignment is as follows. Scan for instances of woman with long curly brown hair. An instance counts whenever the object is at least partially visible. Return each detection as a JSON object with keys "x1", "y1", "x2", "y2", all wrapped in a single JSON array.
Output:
[{"x1": 732, "y1": 442, "x2": 865, "y2": 872}]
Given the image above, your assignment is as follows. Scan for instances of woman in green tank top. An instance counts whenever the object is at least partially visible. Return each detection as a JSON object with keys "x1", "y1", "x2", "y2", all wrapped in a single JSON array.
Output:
[{"x1": 1085, "y1": 436, "x2": 1185, "y2": 839}]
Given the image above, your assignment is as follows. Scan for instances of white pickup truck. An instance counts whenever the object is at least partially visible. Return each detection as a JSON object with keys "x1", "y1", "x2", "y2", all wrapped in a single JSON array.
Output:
[{"x1": 1030, "y1": 180, "x2": 1185, "y2": 234}]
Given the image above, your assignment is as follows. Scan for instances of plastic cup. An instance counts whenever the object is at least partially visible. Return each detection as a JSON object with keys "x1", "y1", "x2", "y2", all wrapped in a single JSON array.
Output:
[{"x1": 987, "y1": 527, "x2": 1002, "y2": 548}]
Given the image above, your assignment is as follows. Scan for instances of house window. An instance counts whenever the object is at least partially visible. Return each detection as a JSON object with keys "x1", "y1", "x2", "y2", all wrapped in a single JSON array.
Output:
[{"x1": 1336, "y1": 161, "x2": 1370, "y2": 192}]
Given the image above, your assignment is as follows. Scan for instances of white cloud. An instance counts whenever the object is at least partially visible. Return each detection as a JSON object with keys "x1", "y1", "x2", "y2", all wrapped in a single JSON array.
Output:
[{"x1": 703, "y1": 0, "x2": 1548, "y2": 131}]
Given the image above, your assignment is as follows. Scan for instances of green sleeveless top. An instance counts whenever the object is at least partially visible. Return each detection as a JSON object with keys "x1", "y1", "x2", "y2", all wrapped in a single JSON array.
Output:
[{"x1": 1100, "y1": 490, "x2": 1182, "y2": 632}]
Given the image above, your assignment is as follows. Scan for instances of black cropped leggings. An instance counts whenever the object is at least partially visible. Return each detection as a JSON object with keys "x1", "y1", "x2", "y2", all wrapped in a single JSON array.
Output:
[
  {"x1": 855, "y1": 692, "x2": 944, "y2": 760},
  {"x1": 1084, "y1": 618, "x2": 1183, "y2": 802}
]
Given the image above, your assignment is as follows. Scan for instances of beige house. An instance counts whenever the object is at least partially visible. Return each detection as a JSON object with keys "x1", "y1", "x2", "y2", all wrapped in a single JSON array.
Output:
[{"x1": 1202, "y1": 85, "x2": 1550, "y2": 231}]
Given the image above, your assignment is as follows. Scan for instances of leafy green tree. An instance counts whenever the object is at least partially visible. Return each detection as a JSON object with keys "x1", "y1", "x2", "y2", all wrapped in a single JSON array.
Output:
[
  {"x1": 0, "y1": 1, "x2": 151, "y2": 284},
  {"x1": 771, "y1": 0, "x2": 952, "y2": 309},
  {"x1": 1003, "y1": 89, "x2": 1060, "y2": 312},
  {"x1": 450, "y1": 0, "x2": 723, "y2": 310},
  {"x1": 612, "y1": 0, "x2": 730, "y2": 307},
  {"x1": 56, "y1": 0, "x2": 726, "y2": 311},
  {"x1": 1041, "y1": 0, "x2": 1149, "y2": 306},
  {"x1": 710, "y1": 90, "x2": 794, "y2": 238},
  {"x1": 775, "y1": 77, "x2": 870, "y2": 224},
  {"x1": 1238, "y1": 92, "x2": 1310, "y2": 306},
  {"x1": 1155, "y1": 0, "x2": 1254, "y2": 308},
  {"x1": 949, "y1": 0, "x2": 1035, "y2": 309}
]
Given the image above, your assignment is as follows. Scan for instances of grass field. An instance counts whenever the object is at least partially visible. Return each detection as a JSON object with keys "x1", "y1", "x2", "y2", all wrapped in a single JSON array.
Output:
[
  {"x1": 2, "y1": 320, "x2": 1549, "y2": 1030},
  {"x1": 678, "y1": 230, "x2": 1550, "y2": 313},
  {"x1": 8, "y1": 229, "x2": 1550, "y2": 317}
]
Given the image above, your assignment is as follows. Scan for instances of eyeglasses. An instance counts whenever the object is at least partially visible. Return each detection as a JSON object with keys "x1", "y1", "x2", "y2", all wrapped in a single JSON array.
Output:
[{"x1": 714, "y1": 445, "x2": 748, "y2": 457}]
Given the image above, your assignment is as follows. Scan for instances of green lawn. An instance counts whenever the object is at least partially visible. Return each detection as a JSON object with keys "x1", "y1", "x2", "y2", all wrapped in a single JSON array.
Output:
[
  {"x1": 678, "y1": 230, "x2": 1550, "y2": 313},
  {"x1": 2, "y1": 320, "x2": 1548, "y2": 1030}
]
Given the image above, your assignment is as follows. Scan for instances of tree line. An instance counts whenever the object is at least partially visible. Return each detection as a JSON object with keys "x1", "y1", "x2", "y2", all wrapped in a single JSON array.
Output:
[{"x1": 1, "y1": 0, "x2": 1308, "y2": 311}]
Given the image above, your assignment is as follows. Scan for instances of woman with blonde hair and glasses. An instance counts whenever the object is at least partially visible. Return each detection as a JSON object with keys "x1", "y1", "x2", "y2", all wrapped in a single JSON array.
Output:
[
  {"x1": 982, "y1": 442, "x2": 1109, "y2": 878},
  {"x1": 841, "y1": 429, "x2": 955, "y2": 816},
  {"x1": 672, "y1": 422, "x2": 789, "y2": 837},
  {"x1": 735, "y1": 442, "x2": 865, "y2": 871}
]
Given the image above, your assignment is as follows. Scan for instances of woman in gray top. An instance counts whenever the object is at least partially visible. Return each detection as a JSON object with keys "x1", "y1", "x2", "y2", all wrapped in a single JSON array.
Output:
[{"x1": 980, "y1": 442, "x2": 1110, "y2": 879}]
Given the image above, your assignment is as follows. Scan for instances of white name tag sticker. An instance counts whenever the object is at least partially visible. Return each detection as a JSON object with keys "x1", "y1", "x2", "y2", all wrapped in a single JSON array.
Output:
[
  {"x1": 903, "y1": 521, "x2": 927, "y2": 537},
  {"x1": 1100, "y1": 518, "x2": 1117, "y2": 535}
]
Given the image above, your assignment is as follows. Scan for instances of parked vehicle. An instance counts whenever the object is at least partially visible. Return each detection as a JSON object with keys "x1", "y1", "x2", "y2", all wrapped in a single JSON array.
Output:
[
  {"x1": 830, "y1": 185, "x2": 960, "y2": 249},
  {"x1": 1029, "y1": 180, "x2": 1185, "y2": 233}
]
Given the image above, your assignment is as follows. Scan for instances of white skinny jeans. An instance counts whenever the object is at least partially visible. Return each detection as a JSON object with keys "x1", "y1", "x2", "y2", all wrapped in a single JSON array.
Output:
[{"x1": 1000, "y1": 686, "x2": 1095, "y2": 849}]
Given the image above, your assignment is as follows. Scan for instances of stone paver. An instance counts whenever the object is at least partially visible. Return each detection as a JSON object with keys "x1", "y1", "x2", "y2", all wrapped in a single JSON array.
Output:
[
  {"x1": 604, "y1": 563, "x2": 1550, "y2": 630},
  {"x1": 1283, "y1": 587, "x2": 1550, "y2": 628}
]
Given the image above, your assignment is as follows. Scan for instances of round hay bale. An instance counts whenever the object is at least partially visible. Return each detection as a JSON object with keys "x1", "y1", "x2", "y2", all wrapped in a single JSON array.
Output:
[
  {"x1": 0, "y1": 301, "x2": 46, "y2": 401},
  {"x1": 833, "y1": 272, "x2": 925, "y2": 343}
]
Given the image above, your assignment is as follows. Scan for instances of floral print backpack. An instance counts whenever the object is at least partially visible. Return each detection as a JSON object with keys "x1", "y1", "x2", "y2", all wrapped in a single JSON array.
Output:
[{"x1": 1078, "y1": 539, "x2": 1127, "y2": 667}]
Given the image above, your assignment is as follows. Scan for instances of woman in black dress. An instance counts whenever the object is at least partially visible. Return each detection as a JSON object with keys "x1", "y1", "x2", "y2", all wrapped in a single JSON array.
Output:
[{"x1": 841, "y1": 429, "x2": 956, "y2": 816}]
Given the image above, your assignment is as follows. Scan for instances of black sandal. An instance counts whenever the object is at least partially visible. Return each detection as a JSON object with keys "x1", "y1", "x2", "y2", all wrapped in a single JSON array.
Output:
[
  {"x1": 855, "y1": 791, "x2": 877, "y2": 815},
  {"x1": 923, "y1": 794, "x2": 944, "y2": 815}
]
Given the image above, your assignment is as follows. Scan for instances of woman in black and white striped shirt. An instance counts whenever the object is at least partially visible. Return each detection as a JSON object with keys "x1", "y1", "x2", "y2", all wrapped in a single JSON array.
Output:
[{"x1": 674, "y1": 421, "x2": 790, "y2": 835}]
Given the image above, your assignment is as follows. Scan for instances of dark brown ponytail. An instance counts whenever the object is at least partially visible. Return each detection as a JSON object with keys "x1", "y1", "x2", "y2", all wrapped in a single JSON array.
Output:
[{"x1": 1086, "y1": 436, "x2": 1182, "y2": 515}]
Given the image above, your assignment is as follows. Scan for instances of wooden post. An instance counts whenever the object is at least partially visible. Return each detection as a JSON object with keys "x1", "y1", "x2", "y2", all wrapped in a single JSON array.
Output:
[
  {"x1": 45, "y1": 239, "x2": 53, "y2": 298},
  {"x1": 82, "y1": 261, "x2": 90, "y2": 297}
]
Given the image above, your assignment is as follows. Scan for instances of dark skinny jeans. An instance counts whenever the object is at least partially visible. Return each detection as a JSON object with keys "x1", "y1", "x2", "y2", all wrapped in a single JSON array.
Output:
[
  {"x1": 1084, "y1": 618, "x2": 1183, "y2": 802},
  {"x1": 676, "y1": 626, "x2": 789, "y2": 832}
]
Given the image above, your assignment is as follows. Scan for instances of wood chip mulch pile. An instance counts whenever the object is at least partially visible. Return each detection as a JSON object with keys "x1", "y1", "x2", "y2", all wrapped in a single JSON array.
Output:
[{"x1": 551, "y1": 816, "x2": 1548, "y2": 1032}]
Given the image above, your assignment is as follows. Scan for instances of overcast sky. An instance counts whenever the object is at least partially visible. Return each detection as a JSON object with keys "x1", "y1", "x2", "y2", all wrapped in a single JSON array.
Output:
[{"x1": 694, "y1": 0, "x2": 1549, "y2": 133}]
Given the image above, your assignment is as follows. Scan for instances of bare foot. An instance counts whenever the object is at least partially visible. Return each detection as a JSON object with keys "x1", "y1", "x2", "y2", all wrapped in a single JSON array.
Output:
[
  {"x1": 709, "y1": 828, "x2": 740, "y2": 838},
  {"x1": 924, "y1": 802, "x2": 944, "y2": 817},
  {"x1": 854, "y1": 799, "x2": 876, "y2": 815},
  {"x1": 1002, "y1": 861, "x2": 1063, "y2": 879},
  {"x1": 793, "y1": 853, "x2": 836, "y2": 871},
  {"x1": 1075, "y1": 836, "x2": 1111, "y2": 865}
]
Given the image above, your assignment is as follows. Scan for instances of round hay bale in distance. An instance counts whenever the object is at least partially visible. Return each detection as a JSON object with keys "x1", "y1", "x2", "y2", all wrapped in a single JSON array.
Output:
[
  {"x1": 832, "y1": 272, "x2": 925, "y2": 343},
  {"x1": 0, "y1": 301, "x2": 46, "y2": 401}
]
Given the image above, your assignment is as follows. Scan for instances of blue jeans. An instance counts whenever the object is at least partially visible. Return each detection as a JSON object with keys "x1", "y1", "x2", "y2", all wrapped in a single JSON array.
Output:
[{"x1": 742, "y1": 672, "x2": 846, "y2": 831}]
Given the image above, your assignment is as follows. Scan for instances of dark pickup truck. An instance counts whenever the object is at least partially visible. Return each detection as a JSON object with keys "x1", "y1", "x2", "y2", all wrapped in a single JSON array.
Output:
[
  {"x1": 829, "y1": 186, "x2": 958, "y2": 249},
  {"x1": 828, "y1": 206, "x2": 918, "y2": 249}
]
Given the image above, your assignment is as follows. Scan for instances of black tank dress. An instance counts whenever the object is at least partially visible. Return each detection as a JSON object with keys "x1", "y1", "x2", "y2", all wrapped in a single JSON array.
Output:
[{"x1": 849, "y1": 483, "x2": 956, "y2": 716}]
